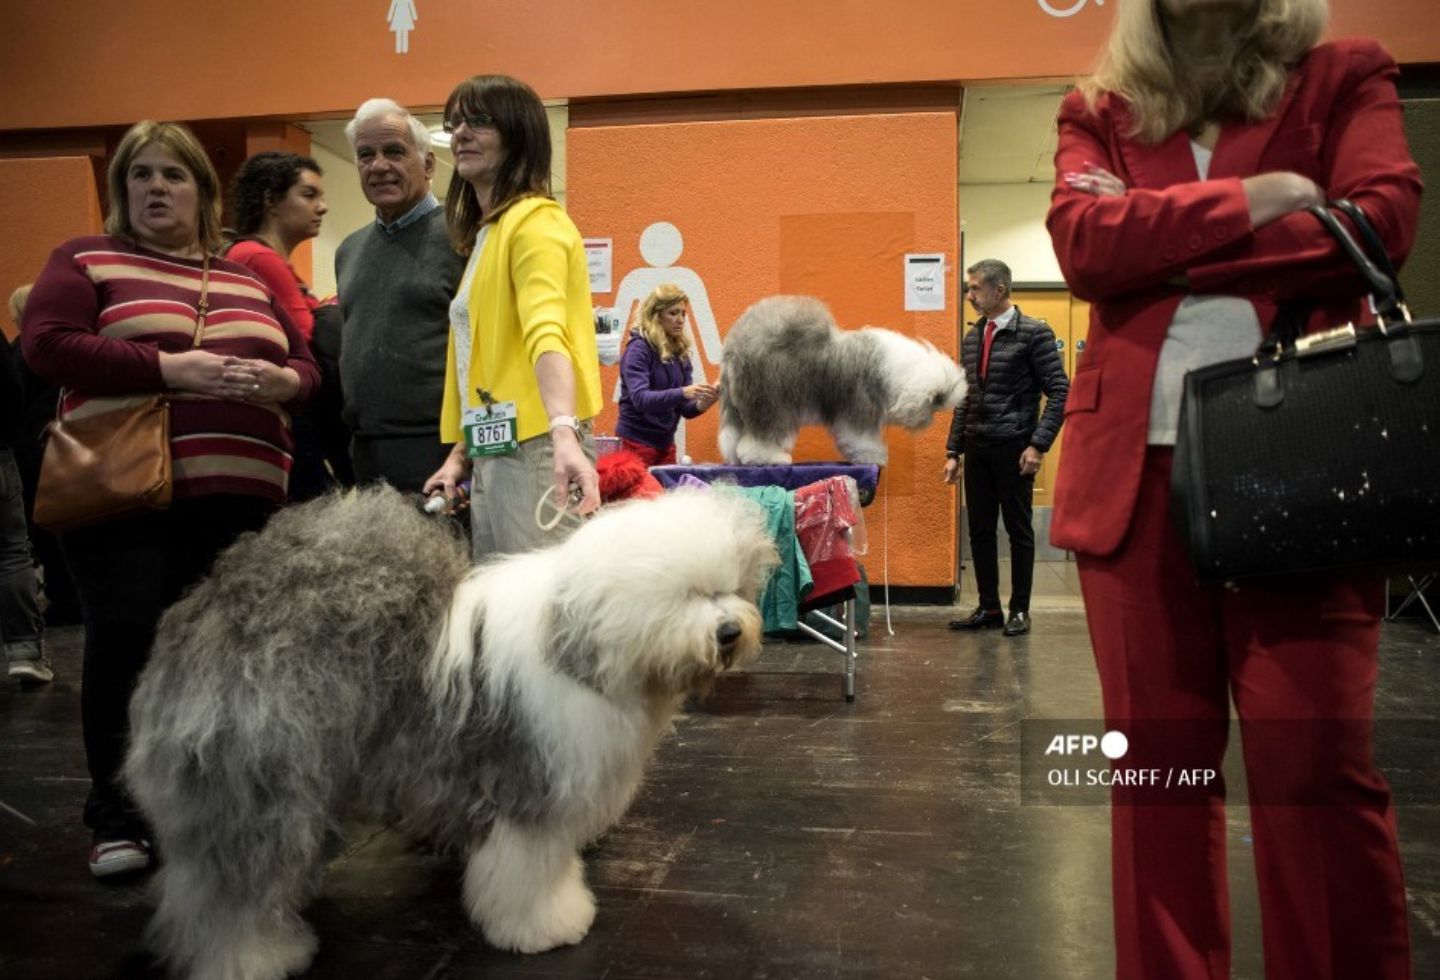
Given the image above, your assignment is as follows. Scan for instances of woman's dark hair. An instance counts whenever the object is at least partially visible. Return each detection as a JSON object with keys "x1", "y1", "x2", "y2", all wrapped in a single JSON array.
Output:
[
  {"x1": 443, "y1": 74, "x2": 552, "y2": 253},
  {"x1": 230, "y1": 151, "x2": 323, "y2": 236}
]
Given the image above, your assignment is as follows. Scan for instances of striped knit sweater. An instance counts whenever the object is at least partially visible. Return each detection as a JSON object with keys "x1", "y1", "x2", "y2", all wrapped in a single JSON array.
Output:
[{"x1": 22, "y1": 236, "x2": 320, "y2": 505}]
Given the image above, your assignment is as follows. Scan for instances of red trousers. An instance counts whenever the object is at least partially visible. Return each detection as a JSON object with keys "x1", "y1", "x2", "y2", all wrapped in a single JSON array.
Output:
[
  {"x1": 618, "y1": 437, "x2": 676, "y2": 467},
  {"x1": 1077, "y1": 449, "x2": 1410, "y2": 980}
]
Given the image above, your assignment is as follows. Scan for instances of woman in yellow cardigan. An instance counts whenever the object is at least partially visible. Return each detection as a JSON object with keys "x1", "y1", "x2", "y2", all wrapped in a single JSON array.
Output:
[{"x1": 424, "y1": 75, "x2": 603, "y2": 558}]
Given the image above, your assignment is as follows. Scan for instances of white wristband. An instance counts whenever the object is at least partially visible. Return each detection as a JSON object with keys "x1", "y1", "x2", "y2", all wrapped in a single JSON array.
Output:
[{"x1": 548, "y1": 415, "x2": 580, "y2": 436}]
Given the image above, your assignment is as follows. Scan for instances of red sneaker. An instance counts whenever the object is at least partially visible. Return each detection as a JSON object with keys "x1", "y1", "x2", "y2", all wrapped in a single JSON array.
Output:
[{"x1": 88, "y1": 838, "x2": 153, "y2": 878}]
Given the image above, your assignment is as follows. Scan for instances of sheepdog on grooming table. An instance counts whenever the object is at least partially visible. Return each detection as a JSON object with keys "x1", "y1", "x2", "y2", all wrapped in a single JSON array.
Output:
[
  {"x1": 719, "y1": 295, "x2": 967, "y2": 465},
  {"x1": 124, "y1": 486, "x2": 777, "y2": 980}
]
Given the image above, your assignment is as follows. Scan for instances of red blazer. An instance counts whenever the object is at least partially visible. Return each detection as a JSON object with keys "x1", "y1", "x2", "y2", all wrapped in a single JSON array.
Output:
[{"x1": 1046, "y1": 38, "x2": 1423, "y2": 557}]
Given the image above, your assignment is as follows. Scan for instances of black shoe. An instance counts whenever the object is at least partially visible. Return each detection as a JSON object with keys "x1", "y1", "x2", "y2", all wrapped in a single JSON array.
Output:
[
  {"x1": 949, "y1": 606, "x2": 1004, "y2": 630},
  {"x1": 43, "y1": 603, "x2": 83, "y2": 627},
  {"x1": 1003, "y1": 611, "x2": 1031, "y2": 636}
]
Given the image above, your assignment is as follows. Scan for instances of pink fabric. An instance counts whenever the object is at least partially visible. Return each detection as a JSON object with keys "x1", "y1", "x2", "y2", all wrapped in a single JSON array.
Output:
[{"x1": 794, "y1": 477, "x2": 861, "y2": 601}]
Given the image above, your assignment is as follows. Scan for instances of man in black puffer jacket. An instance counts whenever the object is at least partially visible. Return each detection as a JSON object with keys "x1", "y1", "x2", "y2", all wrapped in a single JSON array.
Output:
[{"x1": 943, "y1": 259, "x2": 1068, "y2": 636}]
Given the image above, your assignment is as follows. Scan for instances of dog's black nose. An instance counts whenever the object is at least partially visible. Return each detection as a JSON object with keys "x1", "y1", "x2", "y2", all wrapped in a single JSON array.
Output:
[{"x1": 716, "y1": 622, "x2": 743, "y2": 647}]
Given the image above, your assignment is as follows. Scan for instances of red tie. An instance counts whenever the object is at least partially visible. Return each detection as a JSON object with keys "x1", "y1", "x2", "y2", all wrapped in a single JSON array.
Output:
[{"x1": 980, "y1": 320, "x2": 998, "y2": 380}]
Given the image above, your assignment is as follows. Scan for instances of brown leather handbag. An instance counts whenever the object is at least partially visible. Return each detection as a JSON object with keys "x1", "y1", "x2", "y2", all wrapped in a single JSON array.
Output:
[{"x1": 33, "y1": 258, "x2": 211, "y2": 533}]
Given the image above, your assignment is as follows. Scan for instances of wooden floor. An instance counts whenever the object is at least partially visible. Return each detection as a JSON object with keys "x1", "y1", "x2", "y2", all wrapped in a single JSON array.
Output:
[{"x1": 2, "y1": 606, "x2": 1437, "y2": 979}]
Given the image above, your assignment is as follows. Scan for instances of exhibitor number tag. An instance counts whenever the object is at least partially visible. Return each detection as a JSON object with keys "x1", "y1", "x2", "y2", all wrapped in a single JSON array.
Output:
[{"x1": 463, "y1": 402, "x2": 518, "y2": 457}]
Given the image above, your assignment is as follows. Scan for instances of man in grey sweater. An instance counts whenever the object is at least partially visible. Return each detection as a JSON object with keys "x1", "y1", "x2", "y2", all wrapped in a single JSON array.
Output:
[{"x1": 335, "y1": 97, "x2": 465, "y2": 492}]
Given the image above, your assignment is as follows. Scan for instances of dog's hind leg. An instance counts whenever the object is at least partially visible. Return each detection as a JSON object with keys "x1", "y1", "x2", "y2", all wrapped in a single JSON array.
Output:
[
  {"x1": 463, "y1": 818, "x2": 596, "y2": 954},
  {"x1": 148, "y1": 860, "x2": 318, "y2": 980},
  {"x1": 718, "y1": 420, "x2": 740, "y2": 464},
  {"x1": 734, "y1": 431, "x2": 795, "y2": 465},
  {"x1": 831, "y1": 423, "x2": 890, "y2": 465},
  {"x1": 144, "y1": 786, "x2": 326, "y2": 980}
]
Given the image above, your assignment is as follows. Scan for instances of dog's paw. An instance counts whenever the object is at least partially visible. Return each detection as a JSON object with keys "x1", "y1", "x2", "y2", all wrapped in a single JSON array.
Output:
[{"x1": 482, "y1": 876, "x2": 596, "y2": 954}]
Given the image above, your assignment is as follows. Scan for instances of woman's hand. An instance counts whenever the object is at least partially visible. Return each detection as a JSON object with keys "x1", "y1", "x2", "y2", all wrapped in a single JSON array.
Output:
[
  {"x1": 220, "y1": 358, "x2": 301, "y2": 405},
  {"x1": 550, "y1": 427, "x2": 600, "y2": 516},
  {"x1": 1063, "y1": 163, "x2": 1127, "y2": 197},
  {"x1": 422, "y1": 445, "x2": 472, "y2": 509},
  {"x1": 1241, "y1": 171, "x2": 1324, "y2": 228},
  {"x1": 684, "y1": 382, "x2": 719, "y2": 411},
  {"x1": 158, "y1": 349, "x2": 233, "y2": 397}
]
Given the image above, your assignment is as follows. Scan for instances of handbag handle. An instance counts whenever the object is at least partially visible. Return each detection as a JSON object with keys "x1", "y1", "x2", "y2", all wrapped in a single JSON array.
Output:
[
  {"x1": 1327, "y1": 199, "x2": 1408, "y2": 312},
  {"x1": 1303, "y1": 203, "x2": 1405, "y2": 323},
  {"x1": 1261, "y1": 203, "x2": 1406, "y2": 352}
]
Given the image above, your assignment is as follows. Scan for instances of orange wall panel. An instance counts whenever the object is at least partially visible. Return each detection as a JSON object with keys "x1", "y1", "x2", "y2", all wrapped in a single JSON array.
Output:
[
  {"x1": 0, "y1": 157, "x2": 102, "y2": 340},
  {"x1": 569, "y1": 111, "x2": 958, "y2": 587},
  {"x1": 1, "y1": 1, "x2": 1434, "y2": 131}
]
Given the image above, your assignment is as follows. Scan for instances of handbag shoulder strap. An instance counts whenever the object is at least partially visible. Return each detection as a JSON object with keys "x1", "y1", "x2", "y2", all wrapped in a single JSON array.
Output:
[{"x1": 192, "y1": 257, "x2": 211, "y2": 349}]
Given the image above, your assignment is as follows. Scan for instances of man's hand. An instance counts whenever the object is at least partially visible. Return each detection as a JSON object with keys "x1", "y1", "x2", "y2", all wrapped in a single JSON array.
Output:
[
  {"x1": 942, "y1": 456, "x2": 962, "y2": 485},
  {"x1": 1019, "y1": 446, "x2": 1043, "y2": 477}
]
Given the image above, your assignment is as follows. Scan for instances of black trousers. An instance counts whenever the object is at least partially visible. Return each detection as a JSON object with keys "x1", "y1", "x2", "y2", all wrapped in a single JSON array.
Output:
[
  {"x1": 61, "y1": 495, "x2": 274, "y2": 839},
  {"x1": 963, "y1": 436, "x2": 1036, "y2": 614},
  {"x1": 351, "y1": 434, "x2": 451, "y2": 495}
]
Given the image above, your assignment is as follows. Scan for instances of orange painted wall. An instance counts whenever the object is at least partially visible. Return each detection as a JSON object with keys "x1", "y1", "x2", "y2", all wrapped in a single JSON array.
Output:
[
  {"x1": 0, "y1": 158, "x2": 102, "y2": 341},
  {"x1": 568, "y1": 112, "x2": 958, "y2": 588},
  {"x1": 0, "y1": 1, "x2": 1435, "y2": 131}
]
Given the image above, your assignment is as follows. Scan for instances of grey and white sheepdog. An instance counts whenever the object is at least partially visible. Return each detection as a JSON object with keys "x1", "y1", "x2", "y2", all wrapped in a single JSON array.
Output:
[
  {"x1": 719, "y1": 295, "x2": 967, "y2": 465},
  {"x1": 124, "y1": 485, "x2": 777, "y2": 980}
]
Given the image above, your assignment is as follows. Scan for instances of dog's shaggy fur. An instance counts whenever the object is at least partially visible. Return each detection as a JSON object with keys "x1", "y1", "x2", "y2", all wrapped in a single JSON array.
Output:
[
  {"x1": 124, "y1": 486, "x2": 777, "y2": 980},
  {"x1": 718, "y1": 295, "x2": 967, "y2": 465}
]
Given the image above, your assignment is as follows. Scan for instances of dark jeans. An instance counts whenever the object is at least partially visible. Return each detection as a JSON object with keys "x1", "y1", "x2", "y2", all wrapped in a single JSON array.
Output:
[
  {"x1": 963, "y1": 436, "x2": 1035, "y2": 614},
  {"x1": 61, "y1": 494, "x2": 274, "y2": 839},
  {"x1": 351, "y1": 434, "x2": 451, "y2": 495},
  {"x1": 0, "y1": 448, "x2": 43, "y2": 662},
  {"x1": 288, "y1": 408, "x2": 336, "y2": 504}
]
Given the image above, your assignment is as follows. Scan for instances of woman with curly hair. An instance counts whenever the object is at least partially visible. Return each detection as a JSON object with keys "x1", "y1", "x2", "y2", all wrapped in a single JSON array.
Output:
[
  {"x1": 227, "y1": 151, "x2": 344, "y2": 499},
  {"x1": 226, "y1": 151, "x2": 327, "y2": 341}
]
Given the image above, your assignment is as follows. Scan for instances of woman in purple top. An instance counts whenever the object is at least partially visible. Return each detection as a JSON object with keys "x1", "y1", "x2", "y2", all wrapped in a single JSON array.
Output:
[{"x1": 616, "y1": 284, "x2": 717, "y2": 465}]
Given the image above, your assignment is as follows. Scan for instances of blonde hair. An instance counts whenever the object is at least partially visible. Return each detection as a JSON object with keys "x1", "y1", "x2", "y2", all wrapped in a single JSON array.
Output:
[
  {"x1": 105, "y1": 121, "x2": 224, "y2": 254},
  {"x1": 633, "y1": 284, "x2": 691, "y2": 362},
  {"x1": 8, "y1": 283, "x2": 31, "y2": 330},
  {"x1": 1082, "y1": 0, "x2": 1327, "y2": 144}
]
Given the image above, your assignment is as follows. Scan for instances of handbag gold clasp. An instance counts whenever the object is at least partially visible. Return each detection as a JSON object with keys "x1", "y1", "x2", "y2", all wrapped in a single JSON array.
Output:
[{"x1": 1294, "y1": 323, "x2": 1357, "y2": 358}]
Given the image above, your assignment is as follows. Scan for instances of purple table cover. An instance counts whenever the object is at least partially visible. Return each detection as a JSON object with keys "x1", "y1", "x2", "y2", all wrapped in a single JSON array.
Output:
[{"x1": 649, "y1": 462, "x2": 880, "y2": 493}]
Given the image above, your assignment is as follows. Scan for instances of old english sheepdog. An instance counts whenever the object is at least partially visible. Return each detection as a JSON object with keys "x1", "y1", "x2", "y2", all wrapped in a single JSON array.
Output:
[
  {"x1": 718, "y1": 295, "x2": 967, "y2": 465},
  {"x1": 123, "y1": 486, "x2": 777, "y2": 980}
]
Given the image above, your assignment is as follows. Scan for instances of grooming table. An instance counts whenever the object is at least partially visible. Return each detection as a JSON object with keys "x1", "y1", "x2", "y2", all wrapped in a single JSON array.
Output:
[{"x1": 650, "y1": 462, "x2": 880, "y2": 701}]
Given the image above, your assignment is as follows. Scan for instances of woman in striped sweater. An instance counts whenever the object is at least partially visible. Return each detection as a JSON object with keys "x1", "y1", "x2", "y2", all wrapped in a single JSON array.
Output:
[{"x1": 22, "y1": 121, "x2": 319, "y2": 879}]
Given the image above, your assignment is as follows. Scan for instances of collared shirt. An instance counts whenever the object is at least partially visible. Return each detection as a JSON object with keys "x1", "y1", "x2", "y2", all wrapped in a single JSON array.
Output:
[
  {"x1": 980, "y1": 304, "x2": 1017, "y2": 380},
  {"x1": 376, "y1": 192, "x2": 441, "y2": 235}
]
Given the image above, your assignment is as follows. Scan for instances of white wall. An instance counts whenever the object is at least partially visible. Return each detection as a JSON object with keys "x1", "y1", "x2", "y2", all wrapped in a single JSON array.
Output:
[
  {"x1": 309, "y1": 141, "x2": 374, "y2": 301},
  {"x1": 960, "y1": 183, "x2": 1062, "y2": 285}
]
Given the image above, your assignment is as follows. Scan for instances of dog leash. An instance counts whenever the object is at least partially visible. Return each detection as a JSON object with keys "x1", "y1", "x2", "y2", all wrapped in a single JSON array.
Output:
[{"x1": 534, "y1": 484, "x2": 587, "y2": 532}]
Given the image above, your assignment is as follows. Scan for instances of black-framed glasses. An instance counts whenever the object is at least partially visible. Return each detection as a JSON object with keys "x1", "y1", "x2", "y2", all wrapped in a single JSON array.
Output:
[{"x1": 442, "y1": 112, "x2": 496, "y2": 134}]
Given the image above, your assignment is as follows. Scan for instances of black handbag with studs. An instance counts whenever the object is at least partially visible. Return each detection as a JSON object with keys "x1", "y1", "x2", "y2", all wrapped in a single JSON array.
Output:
[{"x1": 1171, "y1": 201, "x2": 1440, "y2": 584}]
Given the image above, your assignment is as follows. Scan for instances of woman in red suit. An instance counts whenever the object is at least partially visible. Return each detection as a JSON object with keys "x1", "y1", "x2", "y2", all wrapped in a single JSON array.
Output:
[{"x1": 1046, "y1": 0, "x2": 1422, "y2": 977}]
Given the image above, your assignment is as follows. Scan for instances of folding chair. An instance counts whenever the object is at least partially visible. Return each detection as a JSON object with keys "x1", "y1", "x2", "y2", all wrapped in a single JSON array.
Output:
[{"x1": 1386, "y1": 574, "x2": 1439, "y2": 633}]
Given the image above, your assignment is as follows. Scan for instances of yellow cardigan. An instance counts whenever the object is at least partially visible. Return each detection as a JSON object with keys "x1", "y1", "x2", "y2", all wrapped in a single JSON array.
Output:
[{"x1": 440, "y1": 196, "x2": 602, "y2": 445}]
